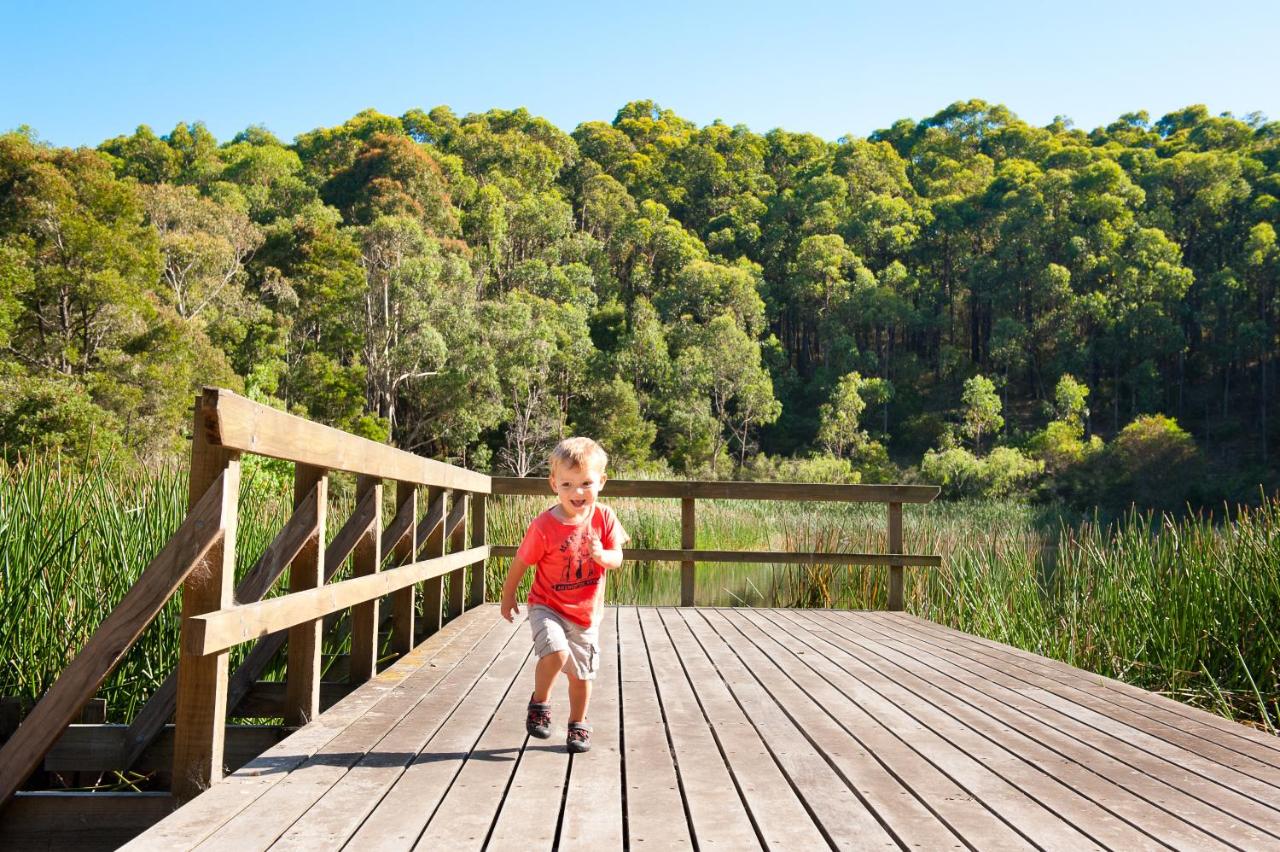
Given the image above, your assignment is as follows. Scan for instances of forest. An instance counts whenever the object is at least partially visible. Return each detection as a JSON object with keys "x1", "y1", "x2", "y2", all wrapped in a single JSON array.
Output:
[{"x1": 2, "y1": 100, "x2": 1277, "y2": 510}]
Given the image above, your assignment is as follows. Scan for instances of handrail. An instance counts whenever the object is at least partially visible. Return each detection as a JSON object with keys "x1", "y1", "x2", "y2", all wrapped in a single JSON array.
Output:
[
  {"x1": 200, "y1": 388, "x2": 490, "y2": 492},
  {"x1": 491, "y1": 476, "x2": 939, "y2": 502},
  {"x1": 184, "y1": 546, "x2": 489, "y2": 655},
  {"x1": 489, "y1": 475, "x2": 940, "y2": 609},
  {"x1": 488, "y1": 545, "x2": 941, "y2": 567}
]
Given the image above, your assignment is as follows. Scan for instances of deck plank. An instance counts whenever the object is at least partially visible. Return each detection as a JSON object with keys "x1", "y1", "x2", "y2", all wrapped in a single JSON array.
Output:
[
  {"x1": 679, "y1": 608, "x2": 898, "y2": 851},
  {"x1": 659, "y1": 609, "x2": 831, "y2": 849},
  {"x1": 886, "y1": 611, "x2": 1280, "y2": 761},
  {"x1": 759, "y1": 610, "x2": 1105, "y2": 850},
  {"x1": 614, "y1": 607, "x2": 693, "y2": 848},
  {"x1": 557, "y1": 608, "x2": 626, "y2": 851},
  {"x1": 874, "y1": 611, "x2": 1280, "y2": 786},
  {"x1": 409, "y1": 638, "x2": 539, "y2": 850},
  {"x1": 333, "y1": 625, "x2": 529, "y2": 850},
  {"x1": 124, "y1": 606, "x2": 1280, "y2": 851},
  {"x1": 636, "y1": 608, "x2": 762, "y2": 850},
  {"x1": 729, "y1": 609, "x2": 1033, "y2": 851},
  {"x1": 121, "y1": 605, "x2": 503, "y2": 850},
  {"x1": 814, "y1": 609, "x2": 1252, "y2": 851},
  {"x1": 849, "y1": 611, "x2": 1280, "y2": 834},
  {"x1": 483, "y1": 651, "x2": 572, "y2": 850},
  {"x1": 782, "y1": 609, "x2": 1162, "y2": 849},
  {"x1": 194, "y1": 612, "x2": 521, "y2": 851},
  {"x1": 266, "y1": 617, "x2": 527, "y2": 850},
  {"x1": 711, "y1": 609, "x2": 967, "y2": 850}
]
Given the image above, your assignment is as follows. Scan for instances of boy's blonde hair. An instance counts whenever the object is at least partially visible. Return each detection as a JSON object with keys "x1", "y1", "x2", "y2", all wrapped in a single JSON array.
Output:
[{"x1": 549, "y1": 437, "x2": 608, "y2": 475}]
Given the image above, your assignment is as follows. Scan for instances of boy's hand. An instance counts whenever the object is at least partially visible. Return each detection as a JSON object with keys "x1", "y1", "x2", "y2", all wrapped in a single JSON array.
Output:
[
  {"x1": 500, "y1": 592, "x2": 521, "y2": 623},
  {"x1": 590, "y1": 532, "x2": 606, "y2": 565}
]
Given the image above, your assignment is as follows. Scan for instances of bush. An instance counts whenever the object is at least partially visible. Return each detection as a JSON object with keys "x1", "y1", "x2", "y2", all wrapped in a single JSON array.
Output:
[
  {"x1": 1092, "y1": 414, "x2": 1203, "y2": 512},
  {"x1": 982, "y1": 446, "x2": 1044, "y2": 497},
  {"x1": 849, "y1": 439, "x2": 900, "y2": 483},
  {"x1": 742, "y1": 453, "x2": 861, "y2": 483},
  {"x1": 920, "y1": 447, "x2": 986, "y2": 498},
  {"x1": 1027, "y1": 420, "x2": 1092, "y2": 474},
  {"x1": 920, "y1": 445, "x2": 1042, "y2": 499},
  {"x1": 0, "y1": 374, "x2": 126, "y2": 463}
]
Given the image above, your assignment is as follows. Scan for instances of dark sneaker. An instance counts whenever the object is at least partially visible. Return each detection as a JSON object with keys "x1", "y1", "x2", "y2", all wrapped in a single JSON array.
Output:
[
  {"x1": 526, "y1": 697, "x2": 552, "y2": 739},
  {"x1": 566, "y1": 721, "x2": 592, "y2": 753}
]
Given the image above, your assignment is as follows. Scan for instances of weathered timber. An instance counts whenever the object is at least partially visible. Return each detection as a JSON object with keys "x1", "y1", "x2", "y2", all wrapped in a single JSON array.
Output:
[
  {"x1": 45, "y1": 725, "x2": 289, "y2": 774},
  {"x1": 284, "y1": 465, "x2": 327, "y2": 726},
  {"x1": 349, "y1": 475, "x2": 382, "y2": 684},
  {"x1": 390, "y1": 483, "x2": 417, "y2": 655},
  {"x1": 0, "y1": 792, "x2": 173, "y2": 851},
  {"x1": 888, "y1": 501, "x2": 904, "y2": 611},
  {"x1": 171, "y1": 412, "x2": 241, "y2": 804},
  {"x1": 184, "y1": 546, "x2": 489, "y2": 655},
  {"x1": 0, "y1": 466, "x2": 233, "y2": 809},
  {"x1": 448, "y1": 493, "x2": 468, "y2": 618},
  {"x1": 492, "y1": 476, "x2": 938, "y2": 502},
  {"x1": 468, "y1": 494, "x2": 486, "y2": 607},
  {"x1": 420, "y1": 486, "x2": 447, "y2": 637},
  {"x1": 121, "y1": 481, "x2": 354, "y2": 770},
  {"x1": 201, "y1": 387, "x2": 488, "y2": 492},
  {"x1": 489, "y1": 544, "x2": 939, "y2": 567},
  {"x1": 680, "y1": 497, "x2": 696, "y2": 606}
]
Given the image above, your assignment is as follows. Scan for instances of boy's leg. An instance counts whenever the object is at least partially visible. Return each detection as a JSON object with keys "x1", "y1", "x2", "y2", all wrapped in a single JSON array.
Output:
[
  {"x1": 533, "y1": 650, "x2": 569, "y2": 702},
  {"x1": 567, "y1": 671, "x2": 591, "y2": 723}
]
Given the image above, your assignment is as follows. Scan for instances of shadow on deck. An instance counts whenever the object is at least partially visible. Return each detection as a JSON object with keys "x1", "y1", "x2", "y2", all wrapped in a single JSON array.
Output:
[{"x1": 121, "y1": 604, "x2": 1280, "y2": 851}]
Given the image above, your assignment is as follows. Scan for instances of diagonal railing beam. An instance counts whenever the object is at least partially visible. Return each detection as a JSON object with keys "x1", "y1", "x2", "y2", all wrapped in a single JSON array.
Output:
[
  {"x1": 0, "y1": 468, "x2": 236, "y2": 809},
  {"x1": 121, "y1": 482, "x2": 323, "y2": 768},
  {"x1": 122, "y1": 483, "x2": 378, "y2": 768}
]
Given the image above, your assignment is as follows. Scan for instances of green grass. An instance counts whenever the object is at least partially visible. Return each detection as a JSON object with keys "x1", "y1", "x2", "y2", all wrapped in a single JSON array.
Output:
[{"x1": 3, "y1": 455, "x2": 1277, "y2": 733}]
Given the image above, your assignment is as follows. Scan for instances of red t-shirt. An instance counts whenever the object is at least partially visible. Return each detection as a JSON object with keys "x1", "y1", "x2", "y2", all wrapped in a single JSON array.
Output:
[{"x1": 517, "y1": 504, "x2": 629, "y2": 628}]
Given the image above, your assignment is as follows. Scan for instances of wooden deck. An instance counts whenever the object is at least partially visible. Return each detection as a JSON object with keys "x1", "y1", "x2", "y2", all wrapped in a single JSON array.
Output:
[{"x1": 126, "y1": 604, "x2": 1280, "y2": 851}]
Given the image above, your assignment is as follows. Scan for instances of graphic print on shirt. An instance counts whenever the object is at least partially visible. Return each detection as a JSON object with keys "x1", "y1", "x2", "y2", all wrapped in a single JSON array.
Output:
[{"x1": 556, "y1": 525, "x2": 598, "y2": 589}]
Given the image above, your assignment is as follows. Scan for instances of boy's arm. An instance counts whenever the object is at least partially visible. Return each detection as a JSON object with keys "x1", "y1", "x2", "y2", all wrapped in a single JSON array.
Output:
[
  {"x1": 500, "y1": 556, "x2": 531, "y2": 622},
  {"x1": 589, "y1": 534, "x2": 624, "y2": 570}
]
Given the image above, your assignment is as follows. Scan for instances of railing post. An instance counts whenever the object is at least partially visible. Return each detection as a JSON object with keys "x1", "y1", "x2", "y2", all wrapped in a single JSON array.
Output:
[
  {"x1": 172, "y1": 402, "x2": 240, "y2": 802},
  {"x1": 469, "y1": 494, "x2": 487, "y2": 606},
  {"x1": 888, "y1": 502, "x2": 903, "y2": 611},
  {"x1": 448, "y1": 492, "x2": 468, "y2": 618},
  {"x1": 350, "y1": 475, "x2": 382, "y2": 683},
  {"x1": 285, "y1": 465, "x2": 327, "y2": 726},
  {"x1": 681, "y1": 497, "x2": 696, "y2": 607},
  {"x1": 422, "y1": 486, "x2": 446, "y2": 636},
  {"x1": 391, "y1": 483, "x2": 417, "y2": 655}
]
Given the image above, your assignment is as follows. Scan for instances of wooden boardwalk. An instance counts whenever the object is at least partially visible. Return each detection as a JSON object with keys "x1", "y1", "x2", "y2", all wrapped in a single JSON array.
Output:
[{"x1": 126, "y1": 604, "x2": 1280, "y2": 851}]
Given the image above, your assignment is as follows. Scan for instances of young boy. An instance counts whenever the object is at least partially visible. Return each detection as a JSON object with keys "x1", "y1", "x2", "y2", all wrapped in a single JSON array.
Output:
[{"x1": 499, "y1": 437, "x2": 628, "y2": 754}]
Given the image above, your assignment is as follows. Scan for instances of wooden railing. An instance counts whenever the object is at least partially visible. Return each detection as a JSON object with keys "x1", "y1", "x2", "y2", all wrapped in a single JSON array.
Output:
[
  {"x1": 490, "y1": 477, "x2": 940, "y2": 607},
  {"x1": 0, "y1": 389, "x2": 940, "y2": 815},
  {"x1": 0, "y1": 388, "x2": 491, "y2": 808}
]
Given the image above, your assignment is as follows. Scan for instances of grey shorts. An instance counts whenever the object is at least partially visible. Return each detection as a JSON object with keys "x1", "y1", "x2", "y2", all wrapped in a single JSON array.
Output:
[{"x1": 529, "y1": 605, "x2": 599, "y2": 680}]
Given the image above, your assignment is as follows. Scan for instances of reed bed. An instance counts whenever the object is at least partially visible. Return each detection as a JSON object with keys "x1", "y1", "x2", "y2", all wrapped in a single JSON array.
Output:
[{"x1": 2, "y1": 456, "x2": 1276, "y2": 732}]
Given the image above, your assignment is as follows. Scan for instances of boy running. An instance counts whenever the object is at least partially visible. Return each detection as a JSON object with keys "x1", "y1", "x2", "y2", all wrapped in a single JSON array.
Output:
[{"x1": 499, "y1": 437, "x2": 628, "y2": 753}]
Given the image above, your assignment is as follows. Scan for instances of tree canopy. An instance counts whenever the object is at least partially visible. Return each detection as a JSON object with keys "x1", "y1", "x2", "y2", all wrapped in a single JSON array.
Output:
[{"x1": 2, "y1": 99, "x2": 1277, "y2": 500}]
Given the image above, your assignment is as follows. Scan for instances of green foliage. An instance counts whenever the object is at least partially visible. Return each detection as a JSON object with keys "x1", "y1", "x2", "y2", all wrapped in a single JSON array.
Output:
[
  {"x1": 742, "y1": 452, "x2": 860, "y2": 483},
  {"x1": 921, "y1": 445, "x2": 1042, "y2": 499},
  {"x1": 1092, "y1": 414, "x2": 1203, "y2": 512},
  {"x1": 1053, "y1": 374, "x2": 1090, "y2": 430},
  {"x1": 572, "y1": 375, "x2": 656, "y2": 468},
  {"x1": 817, "y1": 371, "x2": 869, "y2": 457},
  {"x1": 3, "y1": 98, "x2": 1278, "y2": 504},
  {"x1": 961, "y1": 375, "x2": 1004, "y2": 454},
  {"x1": 0, "y1": 373, "x2": 126, "y2": 461}
]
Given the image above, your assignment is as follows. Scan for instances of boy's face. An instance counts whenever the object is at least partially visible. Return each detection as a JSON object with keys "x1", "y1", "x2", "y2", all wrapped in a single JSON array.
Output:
[{"x1": 549, "y1": 461, "x2": 606, "y2": 521}]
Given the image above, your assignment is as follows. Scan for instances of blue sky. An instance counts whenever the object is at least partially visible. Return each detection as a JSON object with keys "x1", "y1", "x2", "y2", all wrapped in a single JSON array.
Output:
[{"x1": 4, "y1": 0, "x2": 1278, "y2": 147}]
